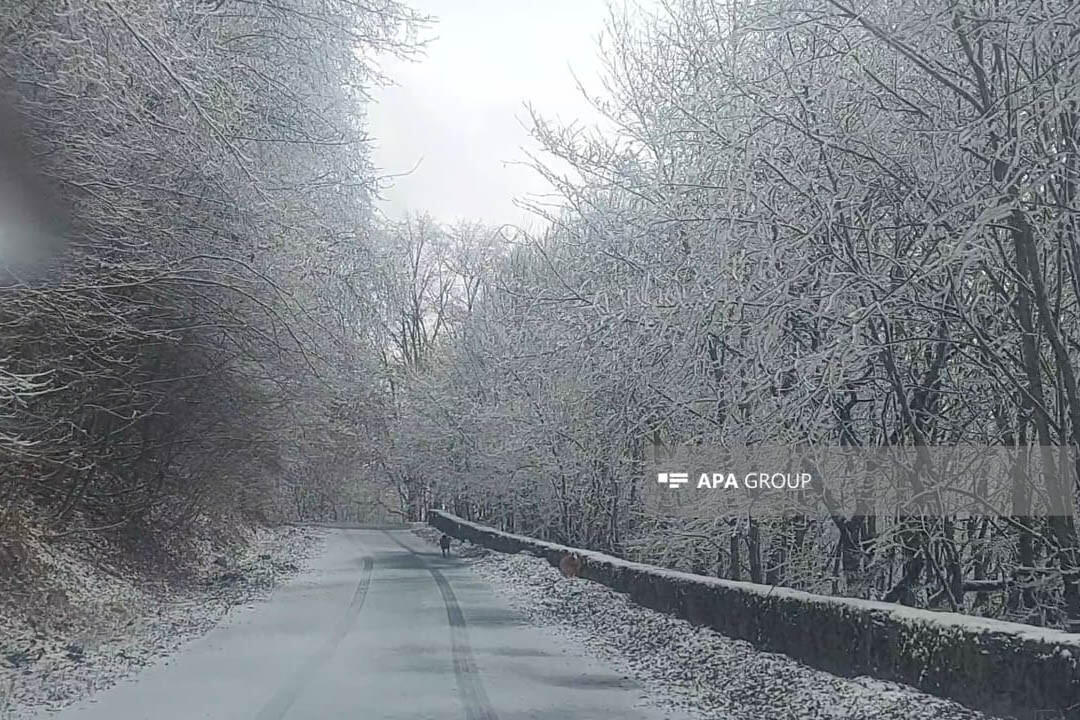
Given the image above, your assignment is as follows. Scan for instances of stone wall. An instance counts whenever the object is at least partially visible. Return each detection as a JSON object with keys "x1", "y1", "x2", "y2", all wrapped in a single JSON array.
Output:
[{"x1": 430, "y1": 509, "x2": 1080, "y2": 720}]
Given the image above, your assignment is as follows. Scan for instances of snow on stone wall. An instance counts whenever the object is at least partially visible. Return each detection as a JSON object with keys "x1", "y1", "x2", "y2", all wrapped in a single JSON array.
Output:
[{"x1": 430, "y1": 510, "x2": 1080, "y2": 720}]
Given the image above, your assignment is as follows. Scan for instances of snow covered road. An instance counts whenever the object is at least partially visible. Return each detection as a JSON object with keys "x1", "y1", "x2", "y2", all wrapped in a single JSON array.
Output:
[{"x1": 40, "y1": 529, "x2": 693, "y2": 720}]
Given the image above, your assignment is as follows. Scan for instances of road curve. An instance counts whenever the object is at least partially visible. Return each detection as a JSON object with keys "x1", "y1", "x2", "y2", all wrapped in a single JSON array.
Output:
[{"x1": 44, "y1": 529, "x2": 690, "y2": 720}]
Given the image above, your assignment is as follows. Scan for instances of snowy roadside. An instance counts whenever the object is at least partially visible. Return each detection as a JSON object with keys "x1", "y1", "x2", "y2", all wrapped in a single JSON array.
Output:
[
  {"x1": 412, "y1": 526, "x2": 1001, "y2": 720},
  {"x1": 0, "y1": 525, "x2": 326, "y2": 720}
]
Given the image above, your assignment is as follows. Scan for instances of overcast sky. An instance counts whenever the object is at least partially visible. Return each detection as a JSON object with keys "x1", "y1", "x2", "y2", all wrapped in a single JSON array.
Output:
[{"x1": 368, "y1": 0, "x2": 613, "y2": 232}]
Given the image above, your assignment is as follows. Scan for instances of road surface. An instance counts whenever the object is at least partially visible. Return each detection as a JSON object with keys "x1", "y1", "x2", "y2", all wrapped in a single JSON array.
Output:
[{"x1": 45, "y1": 529, "x2": 689, "y2": 720}]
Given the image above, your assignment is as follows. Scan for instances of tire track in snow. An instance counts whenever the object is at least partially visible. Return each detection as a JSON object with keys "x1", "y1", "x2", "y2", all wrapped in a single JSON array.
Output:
[
  {"x1": 253, "y1": 531, "x2": 373, "y2": 720},
  {"x1": 382, "y1": 531, "x2": 500, "y2": 720}
]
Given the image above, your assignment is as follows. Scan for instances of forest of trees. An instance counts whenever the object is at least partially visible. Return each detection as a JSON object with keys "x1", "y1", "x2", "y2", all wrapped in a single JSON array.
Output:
[
  {"x1": 377, "y1": 0, "x2": 1080, "y2": 632},
  {"x1": 0, "y1": 0, "x2": 430, "y2": 547},
  {"x1": 6, "y1": 0, "x2": 1080, "y2": 633}
]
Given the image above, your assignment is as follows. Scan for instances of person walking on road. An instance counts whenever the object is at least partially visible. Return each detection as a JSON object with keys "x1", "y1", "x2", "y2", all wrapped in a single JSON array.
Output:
[{"x1": 439, "y1": 534, "x2": 451, "y2": 557}]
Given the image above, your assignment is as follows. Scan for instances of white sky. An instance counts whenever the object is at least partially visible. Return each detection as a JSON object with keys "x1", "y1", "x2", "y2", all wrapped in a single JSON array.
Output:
[{"x1": 368, "y1": 0, "x2": 614, "y2": 233}]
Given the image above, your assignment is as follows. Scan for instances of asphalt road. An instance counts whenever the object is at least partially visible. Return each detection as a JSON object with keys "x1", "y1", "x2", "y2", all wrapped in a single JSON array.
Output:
[{"x1": 45, "y1": 529, "x2": 690, "y2": 720}]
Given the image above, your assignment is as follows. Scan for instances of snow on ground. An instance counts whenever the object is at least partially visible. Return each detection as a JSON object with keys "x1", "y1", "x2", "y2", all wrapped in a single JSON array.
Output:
[
  {"x1": 0, "y1": 525, "x2": 326, "y2": 720},
  {"x1": 413, "y1": 526, "x2": 1002, "y2": 720}
]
